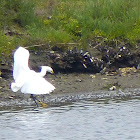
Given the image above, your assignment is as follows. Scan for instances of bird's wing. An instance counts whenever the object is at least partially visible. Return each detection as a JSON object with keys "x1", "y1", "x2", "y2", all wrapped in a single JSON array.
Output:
[
  {"x1": 13, "y1": 47, "x2": 30, "y2": 80},
  {"x1": 21, "y1": 73, "x2": 55, "y2": 95},
  {"x1": 13, "y1": 63, "x2": 30, "y2": 80},
  {"x1": 11, "y1": 69, "x2": 29, "y2": 92}
]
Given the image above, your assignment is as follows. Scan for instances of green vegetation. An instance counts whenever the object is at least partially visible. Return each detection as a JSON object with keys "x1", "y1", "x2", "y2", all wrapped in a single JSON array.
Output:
[{"x1": 0, "y1": 0, "x2": 140, "y2": 58}]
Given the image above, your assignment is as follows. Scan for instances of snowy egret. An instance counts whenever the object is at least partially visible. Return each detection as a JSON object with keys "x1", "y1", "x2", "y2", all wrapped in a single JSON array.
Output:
[{"x1": 11, "y1": 47, "x2": 55, "y2": 107}]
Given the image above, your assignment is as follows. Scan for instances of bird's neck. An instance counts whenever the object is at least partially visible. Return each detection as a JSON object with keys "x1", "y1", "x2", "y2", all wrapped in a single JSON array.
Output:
[{"x1": 38, "y1": 68, "x2": 47, "y2": 77}]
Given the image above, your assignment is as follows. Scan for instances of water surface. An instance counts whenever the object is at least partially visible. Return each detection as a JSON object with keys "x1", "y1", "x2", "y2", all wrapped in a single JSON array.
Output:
[{"x1": 0, "y1": 97, "x2": 140, "y2": 140}]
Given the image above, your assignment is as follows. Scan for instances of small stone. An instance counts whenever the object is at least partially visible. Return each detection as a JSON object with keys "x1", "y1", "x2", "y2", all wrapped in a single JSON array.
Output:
[
  {"x1": 109, "y1": 86, "x2": 116, "y2": 91},
  {"x1": 90, "y1": 75, "x2": 96, "y2": 79},
  {"x1": 76, "y1": 79, "x2": 82, "y2": 82}
]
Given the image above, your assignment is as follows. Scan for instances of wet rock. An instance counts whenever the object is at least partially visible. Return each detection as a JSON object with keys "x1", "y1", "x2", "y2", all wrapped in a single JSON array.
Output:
[
  {"x1": 97, "y1": 44, "x2": 140, "y2": 72},
  {"x1": 45, "y1": 43, "x2": 140, "y2": 74},
  {"x1": 49, "y1": 48, "x2": 104, "y2": 73}
]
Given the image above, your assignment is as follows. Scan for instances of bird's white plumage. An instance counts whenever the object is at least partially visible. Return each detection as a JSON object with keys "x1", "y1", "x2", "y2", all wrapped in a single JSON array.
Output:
[
  {"x1": 20, "y1": 70, "x2": 55, "y2": 94},
  {"x1": 11, "y1": 47, "x2": 55, "y2": 95},
  {"x1": 13, "y1": 47, "x2": 30, "y2": 81}
]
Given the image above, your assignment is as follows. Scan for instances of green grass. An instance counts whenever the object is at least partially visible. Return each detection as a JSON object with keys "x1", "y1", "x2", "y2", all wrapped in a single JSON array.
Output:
[
  {"x1": 0, "y1": 0, "x2": 140, "y2": 58},
  {"x1": 51, "y1": 0, "x2": 140, "y2": 44}
]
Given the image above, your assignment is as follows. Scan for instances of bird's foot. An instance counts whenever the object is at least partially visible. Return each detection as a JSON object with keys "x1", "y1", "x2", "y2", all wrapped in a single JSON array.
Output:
[{"x1": 38, "y1": 101, "x2": 48, "y2": 108}]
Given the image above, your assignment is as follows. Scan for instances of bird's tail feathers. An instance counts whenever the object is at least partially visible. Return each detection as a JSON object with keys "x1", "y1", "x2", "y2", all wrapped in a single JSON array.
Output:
[{"x1": 11, "y1": 82, "x2": 20, "y2": 92}]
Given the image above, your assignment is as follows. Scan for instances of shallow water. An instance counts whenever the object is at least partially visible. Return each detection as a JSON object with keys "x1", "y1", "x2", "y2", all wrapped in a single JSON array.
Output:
[{"x1": 0, "y1": 97, "x2": 140, "y2": 140}]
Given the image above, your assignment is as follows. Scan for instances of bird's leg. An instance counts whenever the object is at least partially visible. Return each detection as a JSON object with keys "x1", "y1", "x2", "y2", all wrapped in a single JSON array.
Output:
[
  {"x1": 30, "y1": 94, "x2": 39, "y2": 107},
  {"x1": 30, "y1": 94, "x2": 48, "y2": 108}
]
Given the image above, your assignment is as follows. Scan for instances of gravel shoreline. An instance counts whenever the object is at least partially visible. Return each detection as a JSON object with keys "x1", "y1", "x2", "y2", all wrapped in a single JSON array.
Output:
[{"x1": 0, "y1": 71, "x2": 140, "y2": 108}]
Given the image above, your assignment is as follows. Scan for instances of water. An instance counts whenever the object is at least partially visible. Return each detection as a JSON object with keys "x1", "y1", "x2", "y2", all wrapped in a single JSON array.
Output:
[{"x1": 0, "y1": 98, "x2": 140, "y2": 140}]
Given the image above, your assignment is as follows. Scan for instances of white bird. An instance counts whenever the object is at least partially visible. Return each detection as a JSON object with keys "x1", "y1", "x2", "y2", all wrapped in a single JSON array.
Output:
[{"x1": 11, "y1": 47, "x2": 55, "y2": 107}]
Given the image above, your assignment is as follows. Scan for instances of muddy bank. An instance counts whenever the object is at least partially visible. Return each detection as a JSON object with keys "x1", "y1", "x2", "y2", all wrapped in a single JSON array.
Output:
[
  {"x1": 0, "y1": 44, "x2": 140, "y2": 107},
  {"x1": 0, "y1": 70, "x2": 140, "y2": 108}
]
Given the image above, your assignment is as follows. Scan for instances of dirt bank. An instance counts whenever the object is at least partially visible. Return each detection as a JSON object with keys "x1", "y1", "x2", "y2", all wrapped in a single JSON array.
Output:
[
  {"x1": 0, "y1": 69, "x2": 140, "y2": 107},
  {"x1": 0, "y1": 46, "x2": 140, "y2": 107}
]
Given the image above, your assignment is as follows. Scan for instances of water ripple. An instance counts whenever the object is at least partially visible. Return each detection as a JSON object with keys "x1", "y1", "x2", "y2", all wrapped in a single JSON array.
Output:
[{"x1": 0, "y1": 96, "x2": 140, "y2": 140}]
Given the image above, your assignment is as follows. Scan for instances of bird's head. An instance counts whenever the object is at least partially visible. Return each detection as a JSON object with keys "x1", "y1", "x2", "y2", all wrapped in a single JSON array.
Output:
[{"x1": 41, "y1": 66, "x2": 54, "y2": 74}]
